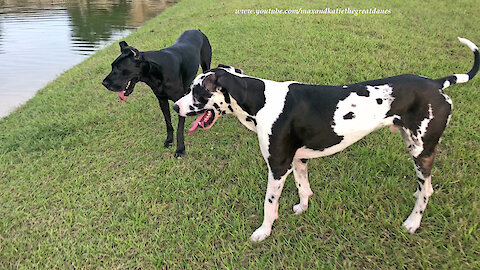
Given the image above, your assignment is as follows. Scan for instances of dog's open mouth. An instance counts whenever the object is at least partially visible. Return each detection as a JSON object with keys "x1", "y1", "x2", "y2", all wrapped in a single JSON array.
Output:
[
  {"x1": 188, "y1": 109, "x2": 217, "y2": 134},
  {"x1": 117, "y1": 80, "x2": 135, "y2": 102}
]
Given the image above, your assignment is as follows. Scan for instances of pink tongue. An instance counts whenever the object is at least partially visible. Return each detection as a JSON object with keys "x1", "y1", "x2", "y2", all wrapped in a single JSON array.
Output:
[
  {"x1": 117, "y1": 91, "x2": 126, "y2": 102},
  {"x1": 188, "y1": 112, "x2": 206, "y2": 134}
]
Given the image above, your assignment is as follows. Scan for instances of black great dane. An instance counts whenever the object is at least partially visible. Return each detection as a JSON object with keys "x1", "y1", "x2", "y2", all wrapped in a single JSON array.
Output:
[{"x1": 102, "y1": 30, "x2": 211, "y2": 157}]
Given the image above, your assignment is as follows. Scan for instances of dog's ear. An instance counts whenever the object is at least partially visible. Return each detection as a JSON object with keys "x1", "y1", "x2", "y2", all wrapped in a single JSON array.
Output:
[
  {"x1": 130, "y1": 47, "x2": 141, "y2": 59},
  {"x1": 215, "y1": 69, "x2": 247, "y2": 104},
  {"x1": 120, "y1": 45, "x2": 141, "y2": 60},
  {"x1": 119, "y1": 41, "x2": 128, "y2": 52},
  {"x1": 202, "y1": 73, "x2": 217, "y2": 92},
  {"x1": 216, "y1": 64, "x2": 244, "y2": 75},
  {"x1": 234, "y1": 67, "x2": 244, "y2": 75}
]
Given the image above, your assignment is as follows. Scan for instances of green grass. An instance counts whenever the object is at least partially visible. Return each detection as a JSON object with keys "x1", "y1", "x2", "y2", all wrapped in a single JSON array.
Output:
[{"x1": 1, "y1": 0, "x2": 479, "y2": 268}]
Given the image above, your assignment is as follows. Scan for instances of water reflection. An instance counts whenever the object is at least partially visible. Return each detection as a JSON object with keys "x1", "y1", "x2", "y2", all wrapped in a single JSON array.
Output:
[{"x1": 0, "y1": 0, "x2": 174, "y2": 117}]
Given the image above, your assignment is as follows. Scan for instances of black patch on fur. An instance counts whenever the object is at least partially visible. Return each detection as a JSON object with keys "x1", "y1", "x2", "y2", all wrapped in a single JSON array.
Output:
[
  {"x1": 343, "y1": 112, "x2": 355, "y2": 120},
  {"x1": 225, "y1": 76, "x2": 266, "y2": 115},
  {"x1": 376, "y1": 98, "x2": 383, "y2": 104},
  {"x1": 330, "y1": 121, "x2": 336, "y2": 126},
  {"x1": 246, "y1": 116, "x2": 257, "y2": 126},
  {"x1": 351, "y1": 104, "x2": 356, "y2": 107},
  {"x1": 213, "y1": 103, "x2": 220, "y2": 110},
  {"x1": 228, "y1": 105, "x2": 234, "y2": 112},
  {"x1": 268, "y1": 199, "x2": 273, "y2": 203},
  {"x1": 380, "y1": 75, "x2": 452, "y2": 161},
  {"x1": 393, "y1": 118, "x2": 403, "y2": 127},
  {"x1": 350, "y1": 85, "x2": 370, "y2": 97},
  {"x1": 193, "y1": 102, "x2": 206, "y2": 110},
  {"x1": 187, "y1": 111, "x2": 200, "y2": 116},
  {"x1": 423, "y1": 196, "x2": 427, "y2": 203},
  {"x1": 189, "y1": 105, "x2": 195, "y2": 111},
  {"x1": 419, "y1": 210, "x2": 424, "y2": 215},
  {"x1": 192, "y1": 84, "x2": 212, "y2": 109},
  {"x1": 300, "y1": 159, "x2": 308, "y2": 164},
  {"x1": 271, "y1": 195, "x2": 275, "y2": 200},
  {"x1": 417, "y1": 177, "x2": 425, "y2": 185},
  {"x1": 267, "y1": 83, "x2": 347, "y2": 179},
  {"x1": 217, "y1": 64, "x2": 230, "y2": 69},
  {"x1": 222, "y1": 90, "x2": 231, "y2": 104}
]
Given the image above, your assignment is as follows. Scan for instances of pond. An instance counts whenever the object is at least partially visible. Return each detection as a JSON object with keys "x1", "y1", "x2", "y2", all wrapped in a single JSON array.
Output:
[{"x1": 0, "y1": 0, "x2": 176, "y2": 117}]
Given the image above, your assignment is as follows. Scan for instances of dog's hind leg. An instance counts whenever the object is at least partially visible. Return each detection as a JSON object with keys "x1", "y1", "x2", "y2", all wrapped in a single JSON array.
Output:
[
  {"x1": 292, "y1": 158, "x2": 313, "y2": 215},
  {"x1": 403, "y1": 145, "x2": 437, "y2": 234},
  {"x1": 158, "y1": 97, "x2": 174, "y2": 148},
  {"x1": 200, "y1": 36, "x2": 212, "y2": 72},
  {"x1": 400, "y1": 114, "x2": 449, "y2": 233},
  {"x1": 400, "y1": 98, "x2": 451, "y2": 233}
]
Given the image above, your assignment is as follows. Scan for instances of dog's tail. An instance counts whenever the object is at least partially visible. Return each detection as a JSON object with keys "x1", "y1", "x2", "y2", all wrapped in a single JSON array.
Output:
[{"x1": 435, "y1": 37, "x2": 479, "y2": 89}]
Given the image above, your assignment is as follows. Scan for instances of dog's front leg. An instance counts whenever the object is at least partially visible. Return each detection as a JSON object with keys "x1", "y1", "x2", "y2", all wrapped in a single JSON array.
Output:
[
  {"x1": 251, "y1": 168, "x2": 292, "y2": 242},
  {"x1": 174, "y1": 116, "x2": 186, "y2": 158},
  {"x1": 157, "y1": 97, "x2": 174, "y2": 148}
]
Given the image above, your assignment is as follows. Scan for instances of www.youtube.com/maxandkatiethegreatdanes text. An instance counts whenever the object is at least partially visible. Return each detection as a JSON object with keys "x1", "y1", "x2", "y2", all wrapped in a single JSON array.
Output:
[{"x1": 234, "y1": 8, "x2": 392, "y2": 16}]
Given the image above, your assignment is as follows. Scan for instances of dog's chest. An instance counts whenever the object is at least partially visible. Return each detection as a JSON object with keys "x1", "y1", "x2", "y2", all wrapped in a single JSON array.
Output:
[{"x1": 254, "y1": 81, "x2": 293, "y2": 155}]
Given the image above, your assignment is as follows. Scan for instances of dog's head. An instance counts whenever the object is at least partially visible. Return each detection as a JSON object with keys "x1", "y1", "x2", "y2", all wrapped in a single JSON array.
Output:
[
  {"x1": 102, "y1": 41, "x2": 145, "y2": 102},
  {"x1": 173, "y1": 65, "x2": 246, "y2": 134}
]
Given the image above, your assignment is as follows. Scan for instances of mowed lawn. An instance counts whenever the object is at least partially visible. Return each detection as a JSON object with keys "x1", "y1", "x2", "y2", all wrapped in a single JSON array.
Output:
[{"x1": 1, "y1": 0, "x2": 479, "y2": 268}]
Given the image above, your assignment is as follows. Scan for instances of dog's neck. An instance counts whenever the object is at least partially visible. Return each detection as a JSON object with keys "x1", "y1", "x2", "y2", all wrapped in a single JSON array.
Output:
[
  {"x1": 229, "y1": 98, "x2": 258, "y2": 133},
  {"x1": 139, "y1": 59, "x2": 164, "y2": 92},
  {"x1": 142, "y1": 77, "x2": 162, "y2": 92}
]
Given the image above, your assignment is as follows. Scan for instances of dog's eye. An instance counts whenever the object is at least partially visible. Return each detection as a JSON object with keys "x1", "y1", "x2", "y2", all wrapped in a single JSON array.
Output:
[
  {"x1": 198, "y1": 96, "x2": 208, "y2": 104},
  {"x1": 193, "y1": 93, "x2": 208, "y2": 103},
  {"x1": 193, "y1": 95, "x2": 202, "y2": 103}
]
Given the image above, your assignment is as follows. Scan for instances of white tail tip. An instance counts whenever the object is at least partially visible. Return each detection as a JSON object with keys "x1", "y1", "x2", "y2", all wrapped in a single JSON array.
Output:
[
  {"x1": 458, "y1": 37, "x2": 479, "y2": 51},
  {"x1": 454, "y1": 73, "x2": 469, "y2": 83}
]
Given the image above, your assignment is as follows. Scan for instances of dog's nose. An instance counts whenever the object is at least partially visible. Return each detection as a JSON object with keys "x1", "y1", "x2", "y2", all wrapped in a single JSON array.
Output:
[
  {"x1": 173, "y1": 103, "x2": 180, "y2": 113},
  {"x1": 102, "y1": 79, "x2": 110, "y2": 89}
]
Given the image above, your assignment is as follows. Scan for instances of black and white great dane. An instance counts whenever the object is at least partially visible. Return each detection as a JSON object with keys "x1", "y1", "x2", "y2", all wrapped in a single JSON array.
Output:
[
  {"x1": 102, "y1": 30, "x2": 211, "y2": 157},
  {"x1": 173, "y1": 38, "x2": 478, "y2": 242}
]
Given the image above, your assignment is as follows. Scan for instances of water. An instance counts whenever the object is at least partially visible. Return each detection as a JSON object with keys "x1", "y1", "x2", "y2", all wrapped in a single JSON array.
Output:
[{"x1": 0, "y1": 0, "x2": 175, "y2": 117}]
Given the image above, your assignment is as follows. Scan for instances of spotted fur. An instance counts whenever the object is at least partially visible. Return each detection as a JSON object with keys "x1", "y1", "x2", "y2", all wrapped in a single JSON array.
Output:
[{"x1": 174, "y1": 38, "x2": 478, "y2": 241}]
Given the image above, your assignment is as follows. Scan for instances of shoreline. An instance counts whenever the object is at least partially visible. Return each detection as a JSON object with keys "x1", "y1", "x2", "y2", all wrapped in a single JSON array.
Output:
[{"x1": 0, "y1": 0, "x2": 176, "y2": 118}]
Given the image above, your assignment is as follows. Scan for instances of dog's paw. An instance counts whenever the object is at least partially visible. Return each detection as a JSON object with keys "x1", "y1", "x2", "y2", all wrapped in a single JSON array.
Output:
[
  {"x1": 164, "y1": 138, "x2": 173, "y2": 148},
  {"x1": 250, "y1": 226, "x2": 271, "y2": 242},
  {"x1": 174, "y1": 149, "x2": 186, "y2": 158},
  {"x1": 403, "y1": 215, "x2": 421, "y2": 234},
  {"x1": 293, "y1": 203, "x2": 307, "y2": 215}
]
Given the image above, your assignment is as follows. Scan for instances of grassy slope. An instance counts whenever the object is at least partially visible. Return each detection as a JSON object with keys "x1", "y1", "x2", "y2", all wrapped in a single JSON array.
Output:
[{"x1": 1, "y1": 0, "x2": 479, "y2": 268}]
